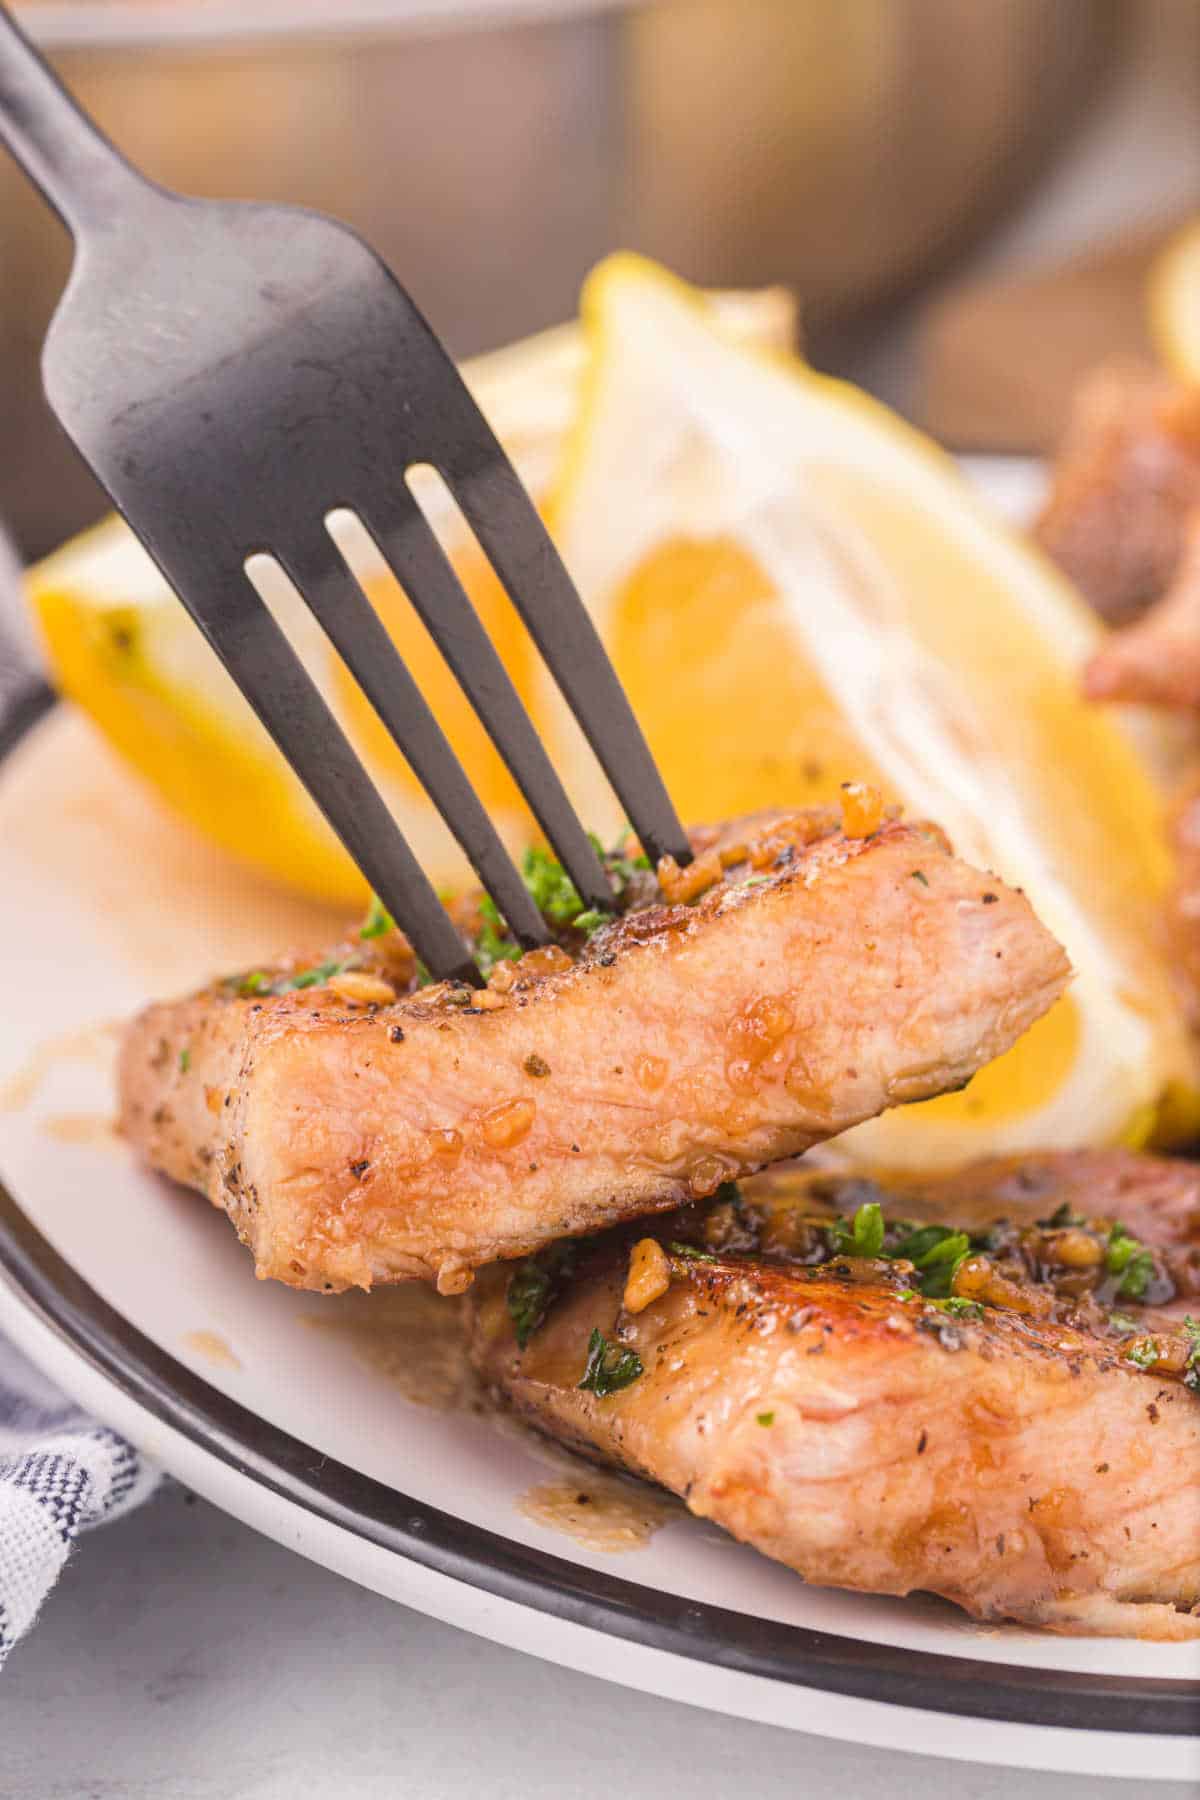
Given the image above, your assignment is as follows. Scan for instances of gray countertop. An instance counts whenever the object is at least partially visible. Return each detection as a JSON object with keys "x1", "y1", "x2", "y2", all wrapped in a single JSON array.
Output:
[{"x1": 4, "y1": 1484, "x2": 1194, "y2": 1800}]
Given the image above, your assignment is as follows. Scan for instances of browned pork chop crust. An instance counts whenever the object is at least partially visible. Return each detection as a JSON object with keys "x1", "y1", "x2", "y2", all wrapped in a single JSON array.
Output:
[
  {"x1": 470, "y1": 1162, "x2": 1200, "y2": 1639},
  {"x1": 118, "y1": 814, "x2": 1068, "y2": 1294}
]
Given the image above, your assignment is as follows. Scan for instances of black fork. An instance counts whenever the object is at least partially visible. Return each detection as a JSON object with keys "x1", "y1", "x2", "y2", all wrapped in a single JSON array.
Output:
[{"x1": 0, "y1": 5, "x2": 689, "y2": 984}]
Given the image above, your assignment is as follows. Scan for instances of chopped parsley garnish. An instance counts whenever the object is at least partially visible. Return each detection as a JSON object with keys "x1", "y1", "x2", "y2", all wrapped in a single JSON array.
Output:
[
  {"x1": 819, "y1": 1205, "x2": 980, "y2": 1301},
  {"x1": 1105, "y1": 1222, "x2": 1138, "y2": 1271},
  {"x1": 1183, "y1": 1316, "x2": 1200, "y2": 1394},
  {"x1": 474, "y1": 894, "x2": 521, "y2": 977},
  {"x1": 1108, "y1": 1312, "x2": 1141, "y2": 1336},
  {"x1": 271, "y1": 957, "x2": 354, "y2": 995},
  {"x1": 578, "y1": 1328, "x2": 643, "y2": 1397},
  {"x1": 476, "y1": 836, "x2": 642, "y2": 963},
  {"x1": 231, "y1": 959, "x2": 355, "y2": 998},
  {"x1": 359, "y1": 894, "x2": 395, "y2": 940},
  {"x1": 893, "y1": 1223, "x2": 953, "y2": 1264},
  {"x1": 1038, "y1": 1200, "x2": 1083, "y2": 1230},
  {"x1": 178, "y1": 1046, "x2": 191, "y2": 1074},
  {"x1": 1116, "y1": 1254, "x2": 1156, "y2": 1301},
  {"x1": 910, "y1": 869, "x2": 929, "y2": 887},
  {"x1": 506, "y1": 1262, "x2": 550, "y2": 1350},
  {"x1": 506, "y1": 1243, "x2": 577, "y2": 1350},
  {"x1": 890, "y1": 1224, "x2": 971, "y2": 1299},
  {"x1": 928, "y1": 1296, "x2": 984, "y2": 1320},
  {"x1": 669, "y1": 1241, "x2": 718, "y2": 1262},
  {"x1": 522, "y1": 844, "x2": 585, "y2": 925},
  {"x1": 914, "y1": 1231, "x2": 971, "y2": 1269},
  {"x1": 831, "y1": 1200, "x2": 885, "y2": 1259},
  {"x1": 1124, "y1": 1337, "x2": 1160, "y2": 1371},
  {"x1": 915, "y1": 1240, "x2": 972, "y2": 1300},
  {"x1": 571, "y1": 909, "x2": 608, "y2": 938},
  {"x1": 602, "y1": 832, "x2": 652, "y2": 898},
  {"x1": 361, "y1": 831, "x2": 649, "y2": 984},
  {"x1": 1106, "y1": 1223, "x2": 1156, "y2": 1301},
  {"x1": 520, "y1": 833, "x2": 653, "y2": 930},
  {"x1": 756, "y1": 1411, "x2": 775, "y2": 1427}
]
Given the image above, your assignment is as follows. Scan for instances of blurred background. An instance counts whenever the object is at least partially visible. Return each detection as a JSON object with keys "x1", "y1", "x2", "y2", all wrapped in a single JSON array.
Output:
[{"x1": 2, "y1": 0, "x2": 1197, "y2": 560}]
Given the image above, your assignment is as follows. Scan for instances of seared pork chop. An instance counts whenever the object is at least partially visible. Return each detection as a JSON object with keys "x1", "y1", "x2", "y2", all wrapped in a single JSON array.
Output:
[
  {"x1": 118, "y1": 811, "x2": 1068, "y2": 1293},
  {"x1": 470, "y1": 1158, "x2": 1200, "y2": 1638},
  {"x1": 1034, "y1": 362, "x2": 1200, "y2": 624},
  {"x1": 1084, "y1": 510, "x2": 1200, "y2": 710}
]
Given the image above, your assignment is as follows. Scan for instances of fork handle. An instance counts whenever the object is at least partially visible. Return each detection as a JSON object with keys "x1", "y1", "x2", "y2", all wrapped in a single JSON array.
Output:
[{"x1": 0, "y1": 4, "x2": 152, "y2": 238}]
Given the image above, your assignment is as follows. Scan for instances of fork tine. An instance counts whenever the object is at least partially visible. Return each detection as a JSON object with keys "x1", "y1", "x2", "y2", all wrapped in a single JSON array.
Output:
[
  {"x1": 441, "y1": 451, "x2": 693, "y2": 870},
  {"x1": 166, "y1": 556, "x2": 480, "y2": 985},
  {"x1": 358, "y1": 487, "x2": 615, "y2": 914},
  {"x1": 275, "y1": 533, "x2": 550, "y2": 951}
]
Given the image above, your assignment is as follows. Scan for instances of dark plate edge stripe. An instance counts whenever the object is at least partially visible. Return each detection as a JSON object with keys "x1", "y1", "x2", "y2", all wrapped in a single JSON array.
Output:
[
  {"x1": 1, "y1": 699, "x2": 1197, "y2": 1739},
  {"x1": 0, "y1": 679, "x2": 55, "y2": 764}
]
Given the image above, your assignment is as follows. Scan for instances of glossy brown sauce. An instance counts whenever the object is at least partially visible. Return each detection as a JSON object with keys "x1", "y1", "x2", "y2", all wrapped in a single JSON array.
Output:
[
  {"x1": 182, "y1": 1329, "x2": 242, "y2": 1371},
  {"x1": 486, "y1": 1401, "x2": 686, "y2": 1550},
  {"x1": 300, "y1": 1282, "x2": 683, "y2": 1551},
  {"x1": 0, "y1": 1022, "x2": 119, "y2": 1113},
  {"x1": 301, "y1": 1285, "x2": 475, "y2": 1412},
  {"x1": 40, "y1": 1111, "x2": 121, "y2": 1148},
  {"x1": 517, "y1": 1476, "x2": 679, "y2": 1552}
]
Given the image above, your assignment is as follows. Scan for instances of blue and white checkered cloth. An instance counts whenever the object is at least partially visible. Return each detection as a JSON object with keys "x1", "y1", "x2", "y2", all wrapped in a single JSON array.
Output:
[{"x1": 0, "y1": 1332, "x2": 159, "y2": 1666}]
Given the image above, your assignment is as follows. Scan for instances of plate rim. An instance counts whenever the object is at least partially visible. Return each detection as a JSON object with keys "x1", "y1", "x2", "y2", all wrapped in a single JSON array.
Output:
[{"x1": 2, "y1": 694, "x2": 1198, "y2": 1745}]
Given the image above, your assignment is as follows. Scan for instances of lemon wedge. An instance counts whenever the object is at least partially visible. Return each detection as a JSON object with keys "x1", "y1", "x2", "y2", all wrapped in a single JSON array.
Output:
[
  {"x1": 1149, "y1": 216, "x2": 1200, "y2": 383},
  {"x1": 27, "y1": 288, "x2": 794, "y2": 908},
  {"x1": 542, "y1": 254, "x2": 1197, "y2": 1169}
]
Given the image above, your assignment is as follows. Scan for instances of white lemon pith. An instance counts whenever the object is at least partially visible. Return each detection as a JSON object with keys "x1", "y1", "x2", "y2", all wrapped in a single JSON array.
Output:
[{"x1": 544, "y1": 255, "x2": 1195, "y2": 1169}]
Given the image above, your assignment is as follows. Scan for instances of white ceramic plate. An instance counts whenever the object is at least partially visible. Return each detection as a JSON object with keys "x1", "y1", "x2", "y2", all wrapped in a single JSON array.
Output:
[{"x1": 1, "y1": 461, "x2": 1197, "y2": 1781}]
